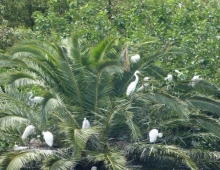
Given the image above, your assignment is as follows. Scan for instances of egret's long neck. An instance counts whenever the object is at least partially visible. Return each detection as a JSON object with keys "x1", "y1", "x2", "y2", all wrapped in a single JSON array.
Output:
[{"x1": 134, "y1": 73, "x2": 139, "y2": 85}]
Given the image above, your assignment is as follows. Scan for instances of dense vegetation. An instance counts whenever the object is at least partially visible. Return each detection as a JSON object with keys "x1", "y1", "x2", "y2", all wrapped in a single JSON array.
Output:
[{"x1": 0, "y1": 0, "x2": 220, "y2": 169}]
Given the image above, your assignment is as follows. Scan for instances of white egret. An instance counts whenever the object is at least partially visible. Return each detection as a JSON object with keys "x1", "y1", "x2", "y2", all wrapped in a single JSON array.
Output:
[
  {"x1": 149, "y1": 129, "x2": 163, "y2": 143},
  {"x1": 91, "y1": 166, "x2": 97, "y2": 170},
  {"x1": 14, "y1": 144, "x2": 28, "y2": 151},
  {"x1": 82, "y1": 118, "x2": 91, "y2": 129},
  {"x1": 27, "y1": 92, "x2": 44, "y2": 106},
  {"x1": 126, "y1": 70, "x2": 141, "y2": 96},
  {"x1": 130, "y1": 54, "x2": 140, "y2": 63},
  {"x1": 164, "y1": 74, "x2": 173, "y2": 82},
  {"x1": 42, "y1": 131, "x2": 54, "y2": 147},
  {"x1": 137, "y1": 83, "x2": 149, "y2": 92},
  {"x1": 189, "y1": 75, "x2": 201, "y2": 87},
  {"x1": 22, "y1": 125, "x2": 35, "y2": 141},
  {"x1": 143, "y1": 77, "x2": 150, "y2": 81}
]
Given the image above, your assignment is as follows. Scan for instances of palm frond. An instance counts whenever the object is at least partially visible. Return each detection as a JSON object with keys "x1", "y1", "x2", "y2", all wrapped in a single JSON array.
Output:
[
  {"x1": 144, "y1": 93, "x2": 189, "y2": 119},
  {"x1": 0, "y1": 150, "x2": 54, "y2": 170}
]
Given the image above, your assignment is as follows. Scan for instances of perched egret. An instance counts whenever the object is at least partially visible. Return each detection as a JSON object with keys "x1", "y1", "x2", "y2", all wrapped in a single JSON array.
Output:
[
  {"x1": 42, "y1": 131, "x2": 54, "y2": 147},
  {"x1": 174, "y1": 69, "x2": 181, "y2": 74},
  {"x1": 164, "y1": 74, "x2": 173, "y2": 82},
  {"x1": 82, "y1": 118, "x2": 91, "y2": 129},
  {"x1": 143, "y1": 77, "x2": 150, "y2": 81},
  {"x1": 137, "y1": 83, "x2": 149, "y2": 92},
  {"x1": 189, "y1": 75, "x2": 201, "y2": 87},
  {"x1": 130, "y1": 54, "x2": 140, "y2": 63},
  {"x1": 14, "y1": 144, "x2": 28, "y2": 151},
  {"x1": 149, "y1": 129, "x2": 163, "y2": 143},
  {"x1": 27, "y1": 92, "x2": 44, "y2": 106},
  {"x1": 22, "y1": 125, "x2": 35, "y2": 142},
  {"x1": 91, "y1": 166, "x2": 97, "y2": 170},
  {"x1": 126, "y1": 70, "x2": 141, "y2": 96}
]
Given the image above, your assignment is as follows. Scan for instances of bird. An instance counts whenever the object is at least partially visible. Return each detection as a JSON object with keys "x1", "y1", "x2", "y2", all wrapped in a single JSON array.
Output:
[
  {"x1": 82, "y1": 118, "x2": 91, "y2": 129},
  {"x1": 91, "y1": 166, "x2": 97, "y2": 170},
  {"x1": 164, "y1": 74, "x2": 173, "y2": 82},
  {"x1": 130, "y1": 54, "x2": 140, "y2": 63},
  {"x1": 22, "y1": 125, "x2": 35, "y2": 142},
  {"x1": 42, "y1": 131, "x2": 54, "y2": 147},
  {"x1": 143, "y1": 77, "x2": 150, "y2": 81},
  {"x1": 189, "y1": 75, "x2": 201, "y2": 87},
  {"x1": 149, "y1": 129, "x2": 163, "y2": 143},
  {"x1": 137, "y1": 83, "x2": 149, "y2": 92},
  {"x1": 126, "y1": 70, "x2": 141, "y2": 96},
  {"x1": 14, "y1": 144, "x2": 28, "y2": 151},
  {"x1": 174, "y1": 69, "x2": 181, "y2": 74},
  {"x1": 27, "y1": 92, "x2": 44, "y2": 106}
]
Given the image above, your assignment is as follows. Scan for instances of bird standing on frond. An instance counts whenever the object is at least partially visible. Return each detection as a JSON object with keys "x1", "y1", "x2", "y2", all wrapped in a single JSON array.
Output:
[
  {"x1": 189, "y1": 75, "x2": 202, "y2": 87},
  {"x1": 82, "y1": 118, "x2": 91, "y2": 129},
  {"x1": 14, "y1": 144, "x2": 28, "y2": 151},
  {"x1": 149, "y1": 129, "x2": 163, "y2": 143},
  {"x1": 130, "y1": 54, "x2": 140, "y2": 63},
  {"x1": 22, "y1": 125, "x2": 35, "y2": 142},
  {"x1": 126, "y1": 70, "x2": 141, "y2": 96},
  {"x1": 42, "y1": 131, "x2": 54, "y2": 147},
  {"x1": 27, "y1": 92, "x2": 44, "y2": 106},
  {"x1": 137, "y1": 83, "x2": 149, "y2": 92}
]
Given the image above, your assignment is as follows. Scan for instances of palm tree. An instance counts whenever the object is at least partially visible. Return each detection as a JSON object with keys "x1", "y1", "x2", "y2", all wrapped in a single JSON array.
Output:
[{"x1": 0, "y1": 34, "x2": 220, "y2": 170}]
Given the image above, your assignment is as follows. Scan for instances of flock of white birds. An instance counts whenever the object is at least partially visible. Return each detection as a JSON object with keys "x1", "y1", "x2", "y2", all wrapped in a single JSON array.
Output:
[
  {"x1": 127, "y1": 54, "x2": 203, "y2": 143},
  {"x1": 14, "y1": 54, "x2": 203, "y2": 166}
]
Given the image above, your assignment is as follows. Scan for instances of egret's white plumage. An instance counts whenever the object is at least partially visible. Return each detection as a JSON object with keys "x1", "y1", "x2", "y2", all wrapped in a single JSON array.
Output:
[
  {"x1": 82, "y1": 118, "x2": 91, "y2": 129},
  {"x1": 149, "y1": 129, "x2": 163, "y2": 143},
  {"x1": 174, "y1": 69, "x2": 180, "y2": 74},
  {"x1": 126, "y1": 70, "x2": 140, "y2": 96},
  {"x1": 164, "y1": 74, "x2": 173, "y2": 82},
  {"x1": 42, "y1": 131, "x2": 54, "y2": 147},
  {"x1": 189, "y1": 75, "x2": 201, "y2": 87},
  {"x1": 14, "y1": 144, "x2": 28, "y2": 151},
  {"x1": 143, "y1": 77, "x2": 150, "y2": 81},
  {"x1": 137, "y1": 83, "x2": 149, "y2": 92},
  {"x1": 91, "y1": 166, "x2": 97, "y2": 170},
  {"x1": 130, "y1": 54, "x2": 140, "y2": 63},
  {"x1": 22, "y1": 125, "x2": 35, "y2": 141},
  {"x1": 27, "y1": 92, "x2": 44, "y2": 106}
]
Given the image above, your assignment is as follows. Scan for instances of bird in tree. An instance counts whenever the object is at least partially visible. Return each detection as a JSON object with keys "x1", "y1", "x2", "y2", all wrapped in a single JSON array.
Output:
[
  {"x1": 22, "y1": 125, "x2": 35, "y2": 142},
  {"x1": 91, "y1": 166, "x2": 97, "y2": 170},
  {"x1": 137, "y1": 83, "x2": 149, "y2": 92},
  {"x1": 42, "y1": 131, "x2": 54, "y2": 147},
  {"x1": 82, "y1": 118, "x2": 91, "y2": 129},
  {"x1": 143, "y1": 77, "x2": 150, "y2": 81},
  {"x1": 130, "y1": 54, "x2": 140, "y2": 63},
  {"x1": 189, "y1": 75, "x2": 202, "y2": 87},
  {"x1": 149, "y1": 129, "x2": 163, "y2": 143},
  {"x1": 164, "y1": 74, "x2": 173, "y2": 82},
  {"x1": 27, "y1": 92, "x2": 44, "y2": 106},
  {"x1": 14, "y1": 144, "x2": 28, "y2": 151},
  {"x1": 126, "y1": 70, "x2": 141, "y2": 96}
]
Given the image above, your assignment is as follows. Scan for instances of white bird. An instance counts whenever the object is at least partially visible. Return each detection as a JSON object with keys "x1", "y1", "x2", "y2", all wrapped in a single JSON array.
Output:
[
  {"x1": 174, "y1": 69, "x2": 181, "y2": 74},
  {"x1": 82, "y1": 118, "x2": 91, "y2": 129},
  {"x1": 91, "y1": 166, "x2": 97, "y2": 170},
  {"x1": 126, "y1": 70, "x2": 141, "y2": 96},
  {"x1": 149, "y1": 129, "x2": 163, "y2": 143},
  {"x1": 22, "y1": 125, "x2": 35, "y2": 141},
  {"x1": 27, "y1": 92, "x2": 44, "y2": 106},
  {"x1": 189, "y1": 75, "x2": 201, "y2": 87},
  {"x1": 42, "y1": 131, "x2": 54, "y2": 147},
  {"x1": 14, "y1": 144, "x2": 28, "y2": 151},
  {"x1": 143, "y1": 77, "x2": 150, "y2": 81},
  {"x1": 164, "y1": 74, "x2": 173, "y2": 82},
  {"x1": 130, "y1": 54, "x2": 140, "y2": 63},
  {"x1": 137, "y1": 83, "x2": 149, "y2": 92}
]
